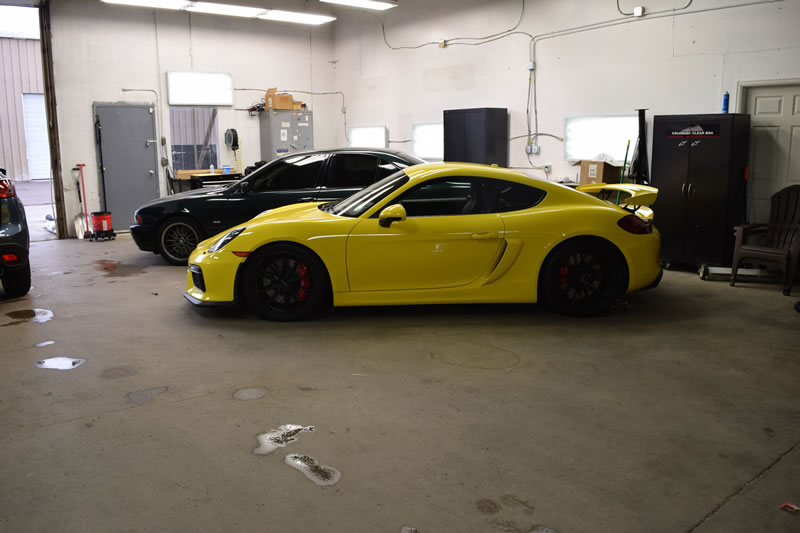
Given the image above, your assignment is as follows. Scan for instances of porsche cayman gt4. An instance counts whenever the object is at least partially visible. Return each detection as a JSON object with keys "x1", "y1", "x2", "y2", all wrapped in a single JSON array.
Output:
[{"x1": 184, "y1": 163, "x2": 662, "y2": 320}]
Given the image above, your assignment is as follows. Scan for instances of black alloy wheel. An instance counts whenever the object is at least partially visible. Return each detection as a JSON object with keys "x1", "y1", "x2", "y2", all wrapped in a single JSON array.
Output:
[
  {"x1": 244, "y1": 244, "x2": 329, "y2": 321},
  {"x1": 158, "y1": 217, "x2": 203, "y2": 265},
  {"x1": 541, "y1": 239, "x2": 626, "y2": 317}
]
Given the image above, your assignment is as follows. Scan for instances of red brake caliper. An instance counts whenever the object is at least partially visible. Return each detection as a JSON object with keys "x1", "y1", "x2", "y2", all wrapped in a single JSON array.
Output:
[
  {"x1": 296, "y1": 263, "x2": 311, "y2": 302},
  {"x1": 558, "y1": 263, "x2": 569, "y2": 289}
]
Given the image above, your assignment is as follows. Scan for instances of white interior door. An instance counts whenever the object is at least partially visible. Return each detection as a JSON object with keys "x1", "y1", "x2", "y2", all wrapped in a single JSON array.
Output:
[
  {"x1": 22, "y1": 93, "x2": 52, "y2": 181},
  {"x1": 745, "y1": 83, "x2": 800, "y2": 222}
]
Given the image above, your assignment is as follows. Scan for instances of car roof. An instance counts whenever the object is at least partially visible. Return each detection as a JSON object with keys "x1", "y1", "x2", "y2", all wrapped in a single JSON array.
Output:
[{"x1": 281, "y1": 147, "x2": 425, "y2": 164}]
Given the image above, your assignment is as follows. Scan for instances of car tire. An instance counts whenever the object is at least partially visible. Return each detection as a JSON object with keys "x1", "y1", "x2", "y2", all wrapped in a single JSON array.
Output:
[
  {"x1": 244, "y1": 244, "x2": 330, "y2": 322},
  {"x1": 2, "y1": 261, "x2": 31, "y2": 298},
  {"x1": 157, "y1": 217, "x2": 204, "y2": 266},
  {"x1": 540, "y1": 238, "x2": 627, "y2": 317}
]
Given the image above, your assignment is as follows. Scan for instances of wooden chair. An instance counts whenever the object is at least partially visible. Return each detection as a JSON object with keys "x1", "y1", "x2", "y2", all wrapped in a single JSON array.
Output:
[{"x1": 730, "y1": 184, "x2": 800, "y2": 295}]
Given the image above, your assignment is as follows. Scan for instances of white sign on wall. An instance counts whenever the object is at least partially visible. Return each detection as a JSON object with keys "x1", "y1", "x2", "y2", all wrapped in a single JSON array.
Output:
[{"x1": 167, "y1": 72, "x2": 233, "y2": 106}]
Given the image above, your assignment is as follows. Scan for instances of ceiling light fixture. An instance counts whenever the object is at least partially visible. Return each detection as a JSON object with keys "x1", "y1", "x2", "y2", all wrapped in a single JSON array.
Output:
[
  {"x1": 99, "y1": 0, "x2": 336, "y2": 25},
  {"x1": 256, "y1": 10, "x2": 336, "y2": 25},
  {"x1": 320, "y1": 0, "x2": 396, "y2": 10},
  {"x1": 184, "y1": 2, "x2": 264, "y2": 17},
  {"x1": 100, "y1": 0, "x2": 188, "y2": 9}
]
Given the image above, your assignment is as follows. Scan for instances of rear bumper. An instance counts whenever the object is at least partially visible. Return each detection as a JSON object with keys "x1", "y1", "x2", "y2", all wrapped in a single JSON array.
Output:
[
  {"x1": 130, "y1": 224, "x2": 156, "y2": 252},
  {"x1": 0, "y1": 242, "x2": 29, "y2": 275}
]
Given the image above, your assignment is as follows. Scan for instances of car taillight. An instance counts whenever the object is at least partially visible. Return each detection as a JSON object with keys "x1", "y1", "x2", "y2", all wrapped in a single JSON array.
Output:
[
  {"x1": 2, "y1": 254, "x2": 19, "y2": 263},
  {"x1": 135, "y1": 214, "x2": 143, "y2": 224},
  {"x1": 617, "y1": 214, "x2": 652, "y2": 234},
  {"x1": 0, "y1": 179, "x2": 15, "y2": 198}
]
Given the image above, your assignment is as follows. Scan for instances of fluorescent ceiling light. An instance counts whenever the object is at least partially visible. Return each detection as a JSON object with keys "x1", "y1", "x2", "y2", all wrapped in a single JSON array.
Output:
[
  {"x1": 320, "y1": 0, "x2": 396, "y2": 10},
  {"x1": 257, "y1": 10, "x2": 336, "y2": 25},
  {"x1": 184, "y1": 2, "x2": 263, "y2": 17},
  {"x1": 99, "y1": 1, "x2": 336, "y2": 25},
  {"x1": 100, "y1": 0, "x2": 189, "y2": 9}
]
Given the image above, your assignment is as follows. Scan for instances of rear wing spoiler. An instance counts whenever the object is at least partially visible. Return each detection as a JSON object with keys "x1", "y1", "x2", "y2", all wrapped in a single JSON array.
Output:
[{"x1": 576, "y1": 183, "x2": 658, "y2": 207}]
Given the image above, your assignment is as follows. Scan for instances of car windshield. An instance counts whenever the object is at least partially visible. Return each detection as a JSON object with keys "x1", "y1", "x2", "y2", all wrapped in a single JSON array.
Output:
[{"x1": 324, "y1": 171, "x2": 409, "y2": 218}]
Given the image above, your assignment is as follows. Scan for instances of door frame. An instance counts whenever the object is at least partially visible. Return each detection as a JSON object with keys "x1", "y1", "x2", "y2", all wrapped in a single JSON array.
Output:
[{"x1": 735, "y1": 77, "x2": 800, "y2": 112}]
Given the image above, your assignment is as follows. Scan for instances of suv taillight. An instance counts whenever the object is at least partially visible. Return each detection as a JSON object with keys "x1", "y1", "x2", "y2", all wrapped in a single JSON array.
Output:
[
  {"x1": 0, "y1": 179, "x2": 15, "y2": 198},
  {"x1": 617, "y1": 214, "x2": 652, "y2": 234}
]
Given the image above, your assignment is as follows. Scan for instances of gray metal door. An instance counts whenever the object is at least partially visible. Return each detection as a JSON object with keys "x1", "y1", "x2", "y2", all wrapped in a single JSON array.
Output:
[{"x1": 93, "y1": 104, "x2": 160, "y2": 223}]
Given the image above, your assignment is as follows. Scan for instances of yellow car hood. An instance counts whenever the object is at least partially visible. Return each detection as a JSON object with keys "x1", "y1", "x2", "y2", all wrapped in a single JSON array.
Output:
[{"x1": 249, "y1": 202, "x2": 330, "y2": 225}]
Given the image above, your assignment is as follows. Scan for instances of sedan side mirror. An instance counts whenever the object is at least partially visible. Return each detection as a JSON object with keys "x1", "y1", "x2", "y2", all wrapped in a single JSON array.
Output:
[
  {"x1": 378, "y1": 204, "x2": 407, "y2": 228},
  {"x1": 239, "y1": 181, "x2": 251, "y2": 194}
]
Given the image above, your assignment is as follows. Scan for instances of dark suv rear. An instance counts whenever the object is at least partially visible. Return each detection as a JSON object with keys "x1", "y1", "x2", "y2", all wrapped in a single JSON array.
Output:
[{"x1": 0, "y1": 168, "x2": 31, "y2": 298}]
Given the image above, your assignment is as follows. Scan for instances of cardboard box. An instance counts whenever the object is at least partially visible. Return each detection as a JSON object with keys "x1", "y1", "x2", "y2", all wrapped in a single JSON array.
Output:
[
  {"x1": 265, "y1": 88, "x2": 293, "y2": 110},
  {"x1": 292, "y1": 101, "x2": 305, "y2": 110},
  {"x1": 579, "y1": 160, "x2": 622, "y2": 185}
]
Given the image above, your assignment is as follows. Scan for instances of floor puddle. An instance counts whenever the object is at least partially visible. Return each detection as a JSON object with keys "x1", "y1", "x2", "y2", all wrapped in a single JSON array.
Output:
[
  {"x1": 127, "y1": 386, "x2": 168, "y2": 405},
  {"x1": 233, "y1": 387, "x2": 267, "y2": 400},
  {"x1": 94, "y1": 260, "x2": 147, "y2": 278},
  {"x1": 284, "y1": 453, "x2": 341, "y2": 486},
  {"x1": 101, "y1": 366, "x2": 137, "y2": 379},
  {"x1": 253, "y1": 424, "x2": 314, "y2": 455},
  {"x1": 34, "y1": 341, "x2": 55, "y2": 347},
  {"x1": 2, "y1": 309, "x2": 54, "y2": 326},
  {"x1": 36, "y1": 357, "x2": 86, "y2": 370}
]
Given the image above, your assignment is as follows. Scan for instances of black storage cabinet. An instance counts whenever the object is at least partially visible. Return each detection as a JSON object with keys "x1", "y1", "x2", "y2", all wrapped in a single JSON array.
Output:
[
  {"x1": 651, "y1": 113, "x2": 750, "y2": 267},
  {"x1": 443, "y1": 108, "x2": 508, "y2": 167}
]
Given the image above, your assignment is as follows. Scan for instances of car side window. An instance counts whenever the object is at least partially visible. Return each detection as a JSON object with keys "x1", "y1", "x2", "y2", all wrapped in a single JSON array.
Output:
[
  {"x1": 395, "y1": 178, "x2": 475, "y2": 217},
  {"x1": 489, "y1": 179, "x2": 547, "y2": 212},
  {"x1": 327, "y1": 154, "x2": 380, "y2": 188},
  {"x1": 393, "y1": 177, "x2": 546, "y2": 217},
  {"x1": 249, "y1": 154, "x2": 326, "y2": 192},
  {"x1": 376, "y1": 158, "x2": 400, "y2": 180}
]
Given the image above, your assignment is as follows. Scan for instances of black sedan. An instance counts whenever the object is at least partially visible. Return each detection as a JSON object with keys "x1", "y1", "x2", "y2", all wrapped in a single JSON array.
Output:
[
  {"x1": 131, "y1": 148, "x2": 425, "y2": 264},
  {"x1": 0, "y1": 168, "x2": 31, "y2": 298}
]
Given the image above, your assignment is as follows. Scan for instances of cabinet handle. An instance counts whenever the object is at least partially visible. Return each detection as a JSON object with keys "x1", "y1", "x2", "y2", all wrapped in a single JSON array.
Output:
[
  {"x1": 681, "y1": 183, "x2": 687, "y2": 197},
  {"x1": 688, "y1": 183, "x2": 694, "y2": 198}
]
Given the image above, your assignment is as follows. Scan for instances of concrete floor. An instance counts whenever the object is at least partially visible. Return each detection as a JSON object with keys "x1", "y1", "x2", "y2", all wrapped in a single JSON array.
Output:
[{"x1": 1, "y1": 235, "x2": 798, "y2": 533}]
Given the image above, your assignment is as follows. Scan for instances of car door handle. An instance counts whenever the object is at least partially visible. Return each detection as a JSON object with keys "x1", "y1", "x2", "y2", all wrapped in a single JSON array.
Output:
[
  {"x1": 316, "y1": 198, "x2": 339, "y2": 201},
  {"x1": 471, "y1": 232, "x2": 498, "y2": 240},
  {"x1": 299, "y1": 197, "x2": 315, "y2": 201}
]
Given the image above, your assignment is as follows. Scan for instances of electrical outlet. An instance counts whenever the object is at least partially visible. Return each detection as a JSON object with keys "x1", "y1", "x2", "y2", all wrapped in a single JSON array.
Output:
[
  {"x1": 543, "y1": 163, "x2": 552, "y2": 174},
  {"x1": 527, "y1": 61, "x2": 535, "y2": 71},
  {"x1": 525, "y1": 144, "x2": 540, "y2": 155}
]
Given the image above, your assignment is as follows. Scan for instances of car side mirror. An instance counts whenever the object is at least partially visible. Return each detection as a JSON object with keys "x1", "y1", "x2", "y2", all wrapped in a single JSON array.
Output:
[
  {"x1": 239, "y1": 181, "x2": 251, "y2": 194},
  {"x1": 378, "y1": 204, "x2": 407, "y2": 228}
]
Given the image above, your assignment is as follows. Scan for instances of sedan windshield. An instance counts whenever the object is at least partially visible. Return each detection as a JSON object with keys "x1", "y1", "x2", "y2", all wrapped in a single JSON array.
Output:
[{"x1": 325, "y1": 171, "x2": 409, "y2": 217}]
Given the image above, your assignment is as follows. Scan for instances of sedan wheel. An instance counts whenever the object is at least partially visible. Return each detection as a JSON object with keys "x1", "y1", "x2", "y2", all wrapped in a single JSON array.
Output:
[
  {"x1": 158, "y1": 218, "x2": 202, "y2": 265},
  {"x1": 541, "y1": 239, "x2": 626, "y2": 317},
  {"x1": 245, "y1": 245, "x2": 329, "y2": 321}
]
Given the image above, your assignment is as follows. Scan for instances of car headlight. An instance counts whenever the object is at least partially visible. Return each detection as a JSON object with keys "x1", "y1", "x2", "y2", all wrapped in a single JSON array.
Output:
[{"x1": 208, "y1": 227, "x2": 245, "y2": 253}]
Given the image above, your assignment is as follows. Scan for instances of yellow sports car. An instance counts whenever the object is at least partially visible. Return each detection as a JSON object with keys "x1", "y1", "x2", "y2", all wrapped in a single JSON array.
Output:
[{"x1": 185, "y1": 163, "x2": 661, "y2": 320}]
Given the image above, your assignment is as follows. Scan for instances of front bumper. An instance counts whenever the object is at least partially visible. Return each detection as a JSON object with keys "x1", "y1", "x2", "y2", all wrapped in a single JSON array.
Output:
[
  {"x1": 0, "y1": 242, "x2": 29, "y2": 276},
  {"x1": 184, "y1": 245, "x2": 247, "y2": 305},
  {"x1": 130, "y1": 224, "x2": 157, "y2": 252}
]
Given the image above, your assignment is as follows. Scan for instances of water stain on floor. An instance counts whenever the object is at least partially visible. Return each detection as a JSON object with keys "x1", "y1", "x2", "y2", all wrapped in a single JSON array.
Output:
[
  {"x1": 2, "y1": 309, "x2": 54, "y2": 327},
  {"x1": 477, "y1": 499, "x2": 501, "y2": 514},
  {"x1": 127, "y1": 386, "x2": 168, "y2": 405},
  {"x1": 36, "y1": 357, "x2": 86, "y2": 370},
  {"x1": 34, "y1": 340, "x2": 56, "y2": 348},
  {"x1": 430, "y1": 341, "x2": 520, "y2": 370},
  {"x1": 94, "y1": 259, "x2": 147, "y2": 278},
  {"x1": 253, "y1": 424, "x2": 314, "y2": 455},
  {"x1": 101, "y1": 366, "x2": 137, "y2": 379},
  {"x1": 233, "y1": 387, "x2": 267, "y2": 400},
  {"x1": 284, "y1": 453, "x2": 341, "y2": 486}
]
